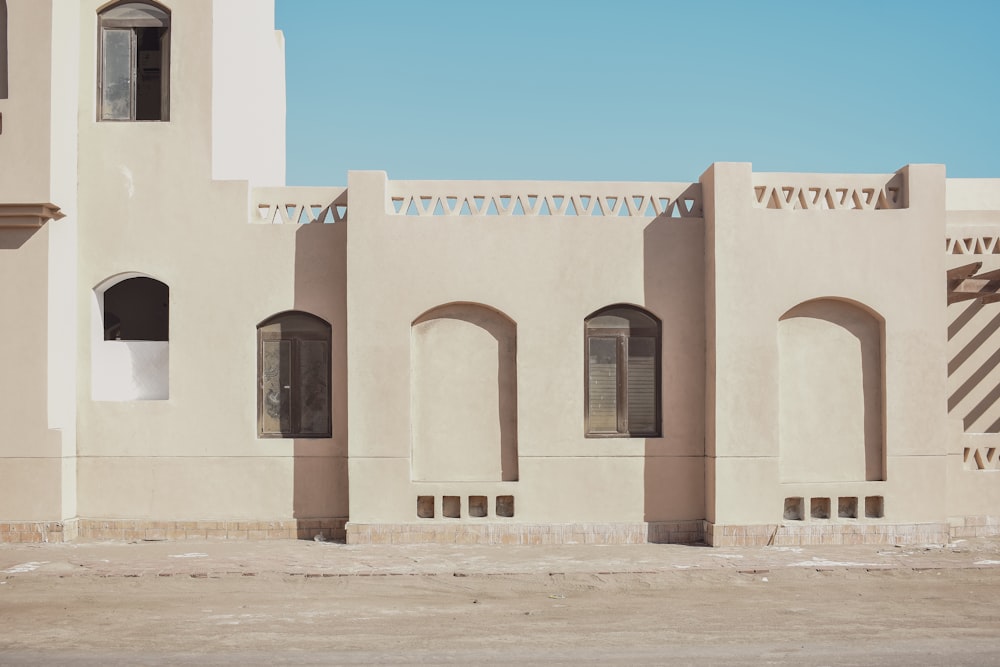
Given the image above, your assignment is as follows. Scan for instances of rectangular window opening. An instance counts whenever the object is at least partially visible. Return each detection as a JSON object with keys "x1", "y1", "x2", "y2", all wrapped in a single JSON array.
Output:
[
  {"x1": 864, "y1": 496, "x2": 884, "y2": 519},
  {"x1": 468, "y1": 495, "x2": 487, "y2": 518},
  {"x1": 416, "y1": 496, "x2": 434, "y2": 519},
  {"x1": 496, "y1": 495, "x2": 514, "y2": 518},
  {"x1": 810, "y1": 498, "x2": 830, "y2": 520},
  {"x1": 783, "y1": 497, "x2": 804, "y2": 521},
  {"x1": 838, "y1": 497, "x2": 858, "y2": 519},
  {"x1": 442, "y1": 496, "x2": 461, "y2": 519}
]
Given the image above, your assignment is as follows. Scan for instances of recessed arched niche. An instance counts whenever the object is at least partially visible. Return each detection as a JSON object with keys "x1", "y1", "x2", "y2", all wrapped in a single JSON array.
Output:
[
  {"x1": 410, "y1": 303, "x2": 518, "y2": 482},
  {"x1": 778, "y1": 298, "x2": 884, "y2": 482}
]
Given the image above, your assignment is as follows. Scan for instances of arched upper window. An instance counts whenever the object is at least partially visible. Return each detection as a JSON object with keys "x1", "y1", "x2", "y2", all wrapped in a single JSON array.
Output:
[
  {"x1": 92, "y1": 274, "x2": 170, "y2": 401},
  {"x1": 98, "y1": 1, "x2": 170, "y2": 121},
  {"x1": 102, "y1": 276, "x2": 168, "y2": 340},
  {"x1": 585, "y1": 305, "x2": 661, "y2": 437},
  {"x1": 258, "y1": 312, "x2": 331, "y2": 438}
]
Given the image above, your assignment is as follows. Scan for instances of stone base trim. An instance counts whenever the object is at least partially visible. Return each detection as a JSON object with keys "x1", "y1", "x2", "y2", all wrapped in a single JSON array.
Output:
[
  {"x1": 0, "y1": 519, "x2": 78, "y2": 544},
  {"x1": 707, "y1": 521, "x2": 952, "y2": 547},
  {"x1": 0, "y1": 518, "x2": 347, "y2": 543},
  {"x1": 950, "y1": 515, "x2": 1000, "y2": 539},
  {"x1": 346, "y1": 521, "x2": 705, "y2": 545}
]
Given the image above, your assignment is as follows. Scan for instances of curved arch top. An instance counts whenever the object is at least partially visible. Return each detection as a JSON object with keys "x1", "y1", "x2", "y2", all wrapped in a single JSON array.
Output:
[
  {"x1": 779, "y1": 296, "x2": 884, "y2": 324},
  {"x1": 98, "y1": 0, "x2": 170, "y2": 22},
  {"x1": 257, "y1": 309, "x2": 331, "y2": 331},
  {"x1": 412, "y1": 301, "x2": 515, "y2": 327},
  {"x1": 585, "y1": 303, "x2": 660, "y2": 331},
  {"x1": 93, "y1": 271, "x2": 168, "y2": 293}
]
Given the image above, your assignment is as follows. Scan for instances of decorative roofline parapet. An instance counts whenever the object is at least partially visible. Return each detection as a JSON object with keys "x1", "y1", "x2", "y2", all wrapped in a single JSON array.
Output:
[
  {"x1": 251, "y1": 186, "x2": 348, "y2": 224},
  {"x1": 386, "y1": 180, "x2": 703, "y2": 218},
  {"x1": 751, "y1": 172, "x2": 905, "y2": 211},
  {"x1": 0, "y1": 203, "x2": 64, "y2": 227}
]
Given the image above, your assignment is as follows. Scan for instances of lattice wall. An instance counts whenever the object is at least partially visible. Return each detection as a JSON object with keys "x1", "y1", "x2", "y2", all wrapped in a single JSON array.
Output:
[
  {"x1": 386, "y1": 181, "x2": 702, "y2": 218},
  {"x1": 752, "y1": 174, "x2": 904, "y2": 211},
  {"x1": 251, "y1": 187, "x2": 347, "y2": 224}
]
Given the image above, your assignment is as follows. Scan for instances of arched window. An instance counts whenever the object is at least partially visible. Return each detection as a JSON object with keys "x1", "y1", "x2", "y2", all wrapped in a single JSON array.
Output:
[
  {"x1": 257, "y1": 312, "x2": 331, "y2": 438},
  {"x1": 102, "y1": 276, "x2": 168, "y2": 341},
  {"x1": 92, "y1": 274, "x2": 169, "y2": 401},
  {"x1": 98, "y1": 1, "x2": 170, "y2": 121},
  {"x1": 585, "y1": 305, "x2": 661, "y2": 437}
]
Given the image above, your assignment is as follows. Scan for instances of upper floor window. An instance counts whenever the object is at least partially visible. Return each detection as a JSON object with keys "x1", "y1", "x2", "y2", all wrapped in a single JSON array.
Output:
[
  {"x1": 585, "y1": 305, "x2": 661, "y2": 438},
  {"x1": 258, "y1": 312, "x2": 332, "y2": 439},
  {"x1": 98, "y1": 1, "x2": 170, "y2": 121}
]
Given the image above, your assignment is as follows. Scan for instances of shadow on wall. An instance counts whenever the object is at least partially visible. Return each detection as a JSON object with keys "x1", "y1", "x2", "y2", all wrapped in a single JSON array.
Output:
[
  {"x1": 778, "y1": 299, "x2": 885, "y2": 482},
  {"x1": 410, "y1": 303, "x2": 518, "y2": 483},
  {"x1": 0, "y1": 228, "x2": 39, "y2": 250},
  {"x1": 948, "y1": 298, "x2": 1000, "y2": 433},
  {"x1": 641, "y1": 211, "x2": 706, "y2": 528},
  {"x1": 291, "y1": 221, "x2": 349, "y2": 522}
]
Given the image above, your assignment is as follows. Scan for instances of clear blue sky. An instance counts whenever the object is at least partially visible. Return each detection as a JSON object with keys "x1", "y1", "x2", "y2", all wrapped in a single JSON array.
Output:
[{"x1": 275, "y1": 0, "x2": 1000, "y2": 185}]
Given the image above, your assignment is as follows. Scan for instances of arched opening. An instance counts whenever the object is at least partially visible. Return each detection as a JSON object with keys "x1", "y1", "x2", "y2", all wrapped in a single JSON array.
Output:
[
  {"x1": 257, "y1": 311, "x2": 331, "y2": 438},
  {"x1": 779, "y1": 298, "x2": 884, "y2": 482},
  {"x1": 585, "y1": 304, "x2": 661, "y2": 437},
  {"x1": 98, "y1": 1, "x2": 170, "y2": 121},
  {"x1": 411, "y1": 303, "x2": 518, "y2": 482},
  {"x1": 92, "y1": 273, "x2": 169, "y2": 400}
]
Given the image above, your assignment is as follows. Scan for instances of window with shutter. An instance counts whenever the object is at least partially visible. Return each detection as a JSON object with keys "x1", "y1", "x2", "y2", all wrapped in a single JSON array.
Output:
[
  {"x1": 257, "y1": 312, "x2": 331, "y2": 438},
  {"x1": 585, "y1": 305, "x2": 660, "y2": 437},
  {"x1": 98, "y1": 1, "x2": 170, "y2": 121}
]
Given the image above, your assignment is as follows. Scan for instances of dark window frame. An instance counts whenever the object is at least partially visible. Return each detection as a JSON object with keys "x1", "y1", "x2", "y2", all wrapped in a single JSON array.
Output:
[
  {"x1": 584, "y1": 305, "x2": 661, "y2": 438},
  {"x1": 257, "y1": 311, "x2": 332, "y2": 439},
  {"x1": 97, "y1": 0, "x2": 171, "y2": 121}
]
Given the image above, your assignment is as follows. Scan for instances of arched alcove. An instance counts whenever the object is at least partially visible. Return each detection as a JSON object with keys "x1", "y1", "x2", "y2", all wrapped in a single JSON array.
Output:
[
  {"x1": 778, "y1": 298, "x2": 884, "y2": 482},
  {"x1": 411, "y1": 303, "x2": 518, "y2": 482},
  {"x1": 92, "y1": 273, "x2": 169, "y2": 400}
]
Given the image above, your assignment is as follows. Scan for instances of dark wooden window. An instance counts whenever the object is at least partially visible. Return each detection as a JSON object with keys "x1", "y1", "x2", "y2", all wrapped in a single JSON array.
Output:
[
  {"x1": 98, "y1": 1, "x2": 170, "y2": 121},
  {"x1": 585, "y1": 305, "x2": 660, "y2": 437},
  {"x1": 258, "y1": 312, "x2": 331, "y2": 439}
]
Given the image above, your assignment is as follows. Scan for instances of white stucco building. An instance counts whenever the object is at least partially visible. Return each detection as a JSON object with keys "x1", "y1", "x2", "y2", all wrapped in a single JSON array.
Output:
[{"x1": 2, "y1": 0, "x2": 1000, "y2": 547}]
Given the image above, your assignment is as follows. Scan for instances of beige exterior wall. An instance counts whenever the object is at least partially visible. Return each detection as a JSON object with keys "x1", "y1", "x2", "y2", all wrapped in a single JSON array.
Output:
[
  {"x1": 704, "y1": 163, "x2": 948, "y2": 534},
  {"x1": 346, "y1": 172, "x2": 706, "y2": 530},
  {"x1": 3, "y1": 0, "x2": 1000, "y2": 544},
  {"x1": 70, "y1": 0, "x2": 345, "y2": 525}
]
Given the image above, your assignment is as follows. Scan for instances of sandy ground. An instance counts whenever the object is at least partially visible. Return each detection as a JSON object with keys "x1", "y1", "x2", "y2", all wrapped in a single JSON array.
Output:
[{"x1": 2, "y1": 538, "x2": 1000, "y2": 665}]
